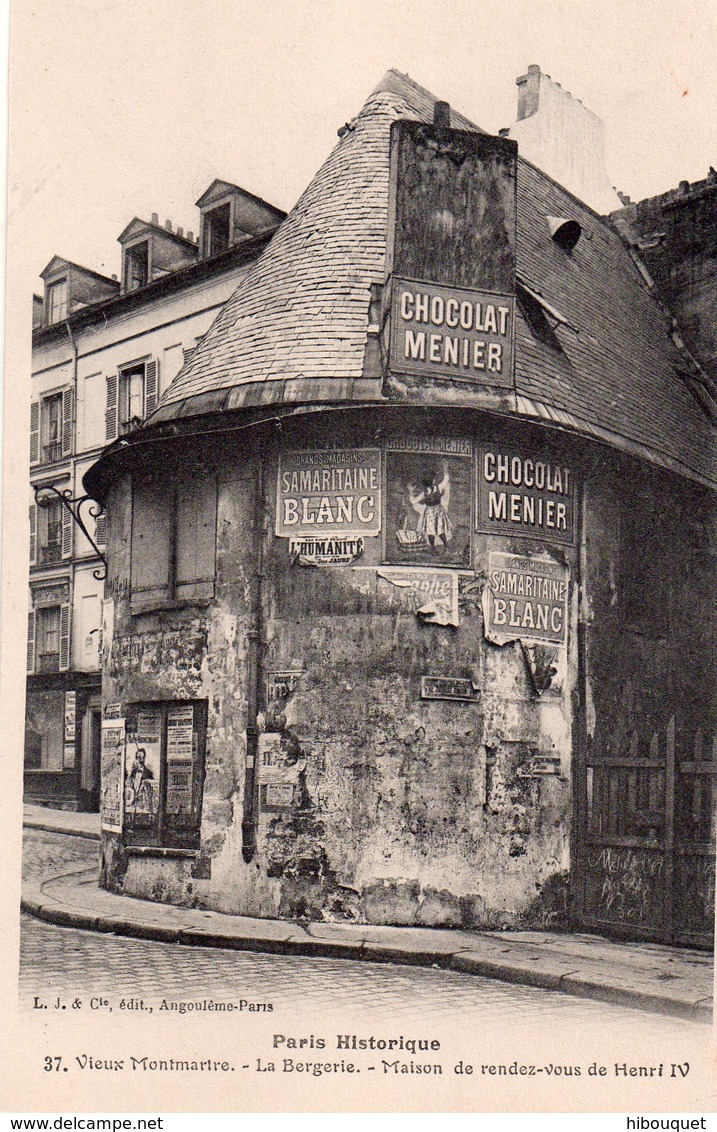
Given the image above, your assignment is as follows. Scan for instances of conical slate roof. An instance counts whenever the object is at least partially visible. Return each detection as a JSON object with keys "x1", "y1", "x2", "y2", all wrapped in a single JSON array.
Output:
[{"x1": 148, "y1": 70, "x2": 717, "y2": 489}]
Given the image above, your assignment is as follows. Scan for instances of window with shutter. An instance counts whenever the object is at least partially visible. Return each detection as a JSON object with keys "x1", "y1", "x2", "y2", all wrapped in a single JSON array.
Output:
[
  {"x1": 59, "y1": 603, "x2": 71, "y2": 671},
  {"x1": 61, "y1": 387, "x2": 74, "y2": 456},
  {"x1": 41, "y1": 393, "x2": 64, "y2": 463},
  {"x1": 30, "y1": 402, "x2": 40, "y2": 465},
  {"x1": 106, "y1": 373, "x2": 119, "y2": 441},
  {"x1": 130, "y1": 477, "x2": 172, "y2": 613},
  {"x1": 26, "y1": 610, "x2": 35, "y2": 674},
  {"x1": 61, "y1": 503, "x2": 73, "y2": 559},
  {"x1": 94, "y1": 512, "x2": 108, "y2": 547},
  {"x1": 130, "y1": 473, "x2": 217, "y2": 612},
  {"x1": 40, "y1": 499, "x2": 63, "y2": 564},
  {"x1": 36, "y1": 605, "x2": 61, "y2": 672},
  {"x1": 29, "y1": 505, "x2": 37, "y2": 566},
  {"x1": 144, "y1": 360, "x2": 158, "y2": 416},
  {"x1": 175, "y1": 476, "x2": 217, "y2": 603}
]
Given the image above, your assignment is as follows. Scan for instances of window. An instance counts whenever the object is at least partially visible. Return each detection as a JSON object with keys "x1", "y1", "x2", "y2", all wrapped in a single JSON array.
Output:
[
  {"x1": 202, "y1": 203, "x2": 232, "y2": 257},
  {"x1": 36, "y1": 606, "x2": 60, "y2": 672},
  {"x1": 130, "y1": 472, "x2": 217, "y2": 613},
  {"x1": 29, "y1": 495, "x2": 72, "y2": 567},
  {"x1": 120, "y1": 365, "x2": 145, "y2": 433},
  {"x1": 30, "y1": 388, "x2": 74, "y2": 465},
  {"x1": 27, "y1": 593, "x2": 70, "y2": 674},
  {"x1": 43, "y1": 393, "x2": 62, "y2": 462},
  {"x1": 24, "y1": 690, "x2": 66, "y2": 770},
  {"x1": 105, "y1": 360, "x2": 158, "y2": 440},
  {"x1": 46, "y1": 279, "x2": 67, "y2": 324},
  {"x1": 40, "y1": 499, "x2": 63, "y2": 564},
  {"x1": 123, "y1": 700, "x2": 207, "y2": 849},
  {"x1": 123, "y1": 241, "x2": 149, "y2": 291}
]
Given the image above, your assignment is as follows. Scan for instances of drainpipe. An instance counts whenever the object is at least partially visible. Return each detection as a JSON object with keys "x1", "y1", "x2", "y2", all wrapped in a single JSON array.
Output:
[
  {"x1": 65, "y1": 319, "x2": 79, "y2": 446},
  {"x1": 572, "y1": 478, "x2": 590, "y2": 926},
  {"x1": 66, "y1": 318, "x2": 80, "y2": 799},
  {"x1": 242, "y1": 455, "x2": 266, "y2": 862}
]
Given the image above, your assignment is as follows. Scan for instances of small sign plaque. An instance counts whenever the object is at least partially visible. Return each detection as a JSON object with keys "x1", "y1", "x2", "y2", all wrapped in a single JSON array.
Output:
[
  {"x1": 517, "y1": 754, "x2": 562, "y2": 778},
  {"x1": 267, "y1": 672, "x2": 303, "y2": 701},
  {"x1": 260, "y1": 782, "x2": 296, "y2": 811},
  {"x1": 420, "y1": 676, "x2": 479, "y2": 702},
  {"x1": 289, "y1": 536, "x2": 364, "y2": 565}
]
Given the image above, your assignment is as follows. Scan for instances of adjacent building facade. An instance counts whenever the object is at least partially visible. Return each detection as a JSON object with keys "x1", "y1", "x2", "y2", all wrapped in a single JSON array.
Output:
[
  {"x1": 41, "y1": 68, "x2": 717, "y2": 947},
  {"x1": 26, "y1": 183, "x2": 285, "y2": 811}
]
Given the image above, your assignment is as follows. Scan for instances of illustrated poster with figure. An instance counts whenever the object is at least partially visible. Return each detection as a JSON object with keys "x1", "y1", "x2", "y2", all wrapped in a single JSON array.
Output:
[
  {"x1": 384, "y1": 450, "x2": 472, "y2": 567},
  {"x1": 124, "y1": 710, "x2": 161, "y2": 816}
]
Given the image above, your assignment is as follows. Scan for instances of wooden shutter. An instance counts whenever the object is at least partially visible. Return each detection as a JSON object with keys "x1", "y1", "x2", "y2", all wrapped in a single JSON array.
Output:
[
  {"x1": 144, "y1": 360, "x2": 158, "y2": 416},
  {"x1": 94, "y1": 512, "x2": 107, "y2": 547},
  {"x1": 130, "y1": 477, "x2": 171, "y2": 612},
  {"x1": 175, "y1": 475, "x2": 217, "y2": 602},
  {"x1": 26, "y1": 610, "x2": 35, "y2": 673},
  {"x1": 106, "y1": 373, "x2": 119, "y2": 441},
  {"x1": 29, "y1": 504, "x2": 37, "y2": 566},
  {"x1": 59, "y1": 603, "x2": 71, "y2": 671},
  {"x1": 30, "y1": 401, "x2": 40, "y2": 465},
  {"x1": 61, "y1": 503, "x2": 73, "y2": 558},
  {"x1": 61, "y1": 387, "x2": 74, "y2": 456},
  {"x1": 183, "y1": 346, "x2": 196, "y2": 366}
]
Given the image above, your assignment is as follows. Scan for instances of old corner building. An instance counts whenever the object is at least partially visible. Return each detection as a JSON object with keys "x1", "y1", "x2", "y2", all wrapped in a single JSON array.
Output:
[{"x1": 83, "y1": 69, "x2": 717, "y2": 946}]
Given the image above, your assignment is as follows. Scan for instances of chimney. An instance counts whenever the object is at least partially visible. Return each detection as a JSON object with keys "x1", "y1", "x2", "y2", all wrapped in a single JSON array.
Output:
[
  {"x1": 151, "y1": 212, "x2": 159, "y2": 225},
  {"x1": 177, "y1": 226, "x2": 184, "y2": 238},
  {"x1": 165, "y1": 218, "x2": 173, "y2": 232},
  {"x1": 433, "y1": 100, "x2": 451, "y2": 129},
  {"x1": 507, "y1": 66, "x2": 622, "y2": 214},
  {"x1": 516, "y1": 63, "x2": 541, "y2": 122}
]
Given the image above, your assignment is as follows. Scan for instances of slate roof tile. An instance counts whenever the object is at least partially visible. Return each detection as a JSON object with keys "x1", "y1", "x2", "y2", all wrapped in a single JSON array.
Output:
[{"x1": 151, "y1": 69, "x2": 716, "y2": 487}]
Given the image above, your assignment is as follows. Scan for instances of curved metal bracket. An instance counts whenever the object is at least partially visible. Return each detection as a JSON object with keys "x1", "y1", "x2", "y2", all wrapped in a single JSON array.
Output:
[{"x1": 33, "y1": 483, "x2": 108, "y2": 581}]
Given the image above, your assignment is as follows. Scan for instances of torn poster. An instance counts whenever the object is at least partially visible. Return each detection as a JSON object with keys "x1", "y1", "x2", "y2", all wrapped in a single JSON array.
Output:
[{"x1": 376, "y1": 567, "x2": 459, "y2": 626}]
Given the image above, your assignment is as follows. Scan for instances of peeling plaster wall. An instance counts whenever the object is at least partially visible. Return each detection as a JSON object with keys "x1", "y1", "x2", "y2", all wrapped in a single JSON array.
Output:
[{"x1": 99, "y1": 415, "x2": 712, "y2": 932}]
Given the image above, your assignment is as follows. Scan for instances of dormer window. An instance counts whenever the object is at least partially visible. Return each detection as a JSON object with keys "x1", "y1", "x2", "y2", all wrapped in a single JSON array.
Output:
[
  {"x1": 124, "y1": 241, "x2": 149, "y2": 291},
  {"x1": 46, "y1": 278, "x2": 67, "y2": 324},
  {"x1": 202, "y1": 203, "x2": 232, "y2": 257}
]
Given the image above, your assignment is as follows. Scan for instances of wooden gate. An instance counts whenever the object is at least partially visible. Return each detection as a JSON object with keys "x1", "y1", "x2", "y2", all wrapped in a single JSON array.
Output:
[{"x1": 577, "y1": 717, "x2": 716, "y2": 947}]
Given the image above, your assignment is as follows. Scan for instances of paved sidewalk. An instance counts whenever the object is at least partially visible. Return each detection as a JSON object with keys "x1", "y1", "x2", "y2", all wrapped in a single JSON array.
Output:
[
  {"x1": 23, "y1": 804, "x2": 100, "y2": 840},
  {"x1": 22, "y1": 806, "x2": 714, "y2": 1021}
]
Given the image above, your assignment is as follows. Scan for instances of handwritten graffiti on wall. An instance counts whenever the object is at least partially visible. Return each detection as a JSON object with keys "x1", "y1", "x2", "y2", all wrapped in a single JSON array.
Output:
[{"x1": 586, "y1": 845, "x2": 664, "y2": 925}]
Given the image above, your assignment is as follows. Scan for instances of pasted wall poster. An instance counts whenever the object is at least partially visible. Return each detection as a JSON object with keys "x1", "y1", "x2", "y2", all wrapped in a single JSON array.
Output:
[
  {"x1": 124, "y1": 709, "x2": 161, "y2": 816},
  {"x1": 482, "y1": 551, "x2": 569, "y2": 646},
  {"x1": 384, "y1": 443, "x2": 472, "y2": 567},
  {"x1": 166, "y1": 703, "x2": 194, "y2": 814},
  {"x1": 100, "y1": 717, "x2": 125, "y2": 832},
  {"x1": 276, "y1": 449, "x2": 381, "y2": 538}
]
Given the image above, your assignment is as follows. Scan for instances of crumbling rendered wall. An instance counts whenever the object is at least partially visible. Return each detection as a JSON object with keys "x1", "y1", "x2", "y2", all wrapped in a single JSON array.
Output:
[{"x1": 100, "y1": 417, "x2": 581, "y2": 928}]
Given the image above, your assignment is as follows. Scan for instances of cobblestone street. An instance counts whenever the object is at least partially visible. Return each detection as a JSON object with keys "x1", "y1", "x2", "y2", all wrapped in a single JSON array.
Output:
[{"x1": 19, "y1": 831, "x2": 702, "y2": 1036}]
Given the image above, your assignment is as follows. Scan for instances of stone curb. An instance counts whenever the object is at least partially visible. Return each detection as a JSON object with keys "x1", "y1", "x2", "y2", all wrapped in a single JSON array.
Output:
[
  {"x1": 24, "y1": 821, "x2": 100, "y2": 842},
  {"x1": 20, "y1": 884, "x2": 712, "y2": 1023}
]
